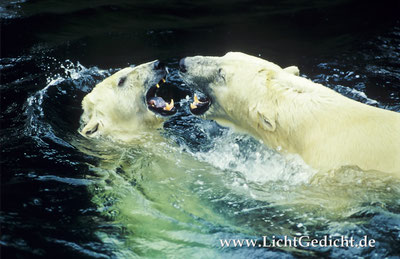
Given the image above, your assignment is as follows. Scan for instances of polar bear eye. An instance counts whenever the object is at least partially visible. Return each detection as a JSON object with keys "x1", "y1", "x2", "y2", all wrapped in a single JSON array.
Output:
[
  {"x1": 118, "y1": 76, "x2": 127, "y2": 87},
  {"x1": 218, "y1": 68, "x2": 225, "y2": 80}
]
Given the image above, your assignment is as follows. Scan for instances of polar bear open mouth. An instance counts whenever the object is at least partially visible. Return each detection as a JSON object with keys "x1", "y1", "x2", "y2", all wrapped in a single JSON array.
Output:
[
  {"x1": 146, "y1": 78, "x2": 177, "y2": 116},
  {"x1": 189, "y1": 92, "x2": 211, "y2": 115}
]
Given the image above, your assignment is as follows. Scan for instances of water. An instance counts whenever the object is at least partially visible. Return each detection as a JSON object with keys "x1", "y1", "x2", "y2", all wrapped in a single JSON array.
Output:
[{"x1": 1, "y1": 1, "x2": 400, "y2": 258}]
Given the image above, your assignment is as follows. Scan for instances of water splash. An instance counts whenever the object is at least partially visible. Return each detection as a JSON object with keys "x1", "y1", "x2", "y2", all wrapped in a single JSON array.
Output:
[
  {"x1": 24, "y1": 60, "x2": 111, "y2": 144},
  {"x1": 180, "y1": 125, "x2": 316, "y2": 186}
]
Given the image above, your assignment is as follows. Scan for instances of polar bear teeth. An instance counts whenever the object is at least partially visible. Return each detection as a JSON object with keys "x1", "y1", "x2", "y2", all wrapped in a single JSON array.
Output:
[
  {"x1": 189, "y1": 93, "x2": 211, "y2": 115},
  {"x1": 145, "y1": 77, "x2": 177, "y2": 116},
  {"x1": 147, "y1": 97, "x2": 174, "y2": 111},
  {"x1": 190, "y1": 102, "x2": 197, "y2": 110},
  {"x1": 163, "y1": 99, "x2": 174, "y2": 111},
  {"x1": 190, "y1": 94, "x2": 204, "y2": 109},
  {"x1": 194, "y1": 94, "x2": 200, "y2": 103},
  {"x1": 156, "y1": 78, "x2": 167, "y2": 88}
]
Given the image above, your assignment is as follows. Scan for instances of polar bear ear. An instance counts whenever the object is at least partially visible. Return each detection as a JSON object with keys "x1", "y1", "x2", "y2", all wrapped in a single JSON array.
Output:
[
  {"x1": 81, "y1": 118, "x2": 100, "y2": 136},
  {"x1": 257, "y1": 110, "x2": 276, "y2": 132},
  {"x1": 283, "y1": 66, "x2": 300, "y2": 76}
]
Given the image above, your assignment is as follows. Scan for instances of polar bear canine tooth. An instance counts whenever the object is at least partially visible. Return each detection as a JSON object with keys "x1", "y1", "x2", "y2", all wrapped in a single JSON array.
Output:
[
  {"x1": 190, "y1": 94, "x2": 206, "y2": 110},
  {"x1": 194, "y1": 94, "x2": 200, "y2": 103},
  {"x1": 163, "y1": 99, "x2": 174, "y2": 111},
  {"x1": 156, "y1": 78, "x2": 166, "y2": 88},
  {"x1": 190, "y1": 102, "x2": 197, "y2": 110},
  {"x1": 194, "y1": 94, "x2": 207, "y2": 104}
]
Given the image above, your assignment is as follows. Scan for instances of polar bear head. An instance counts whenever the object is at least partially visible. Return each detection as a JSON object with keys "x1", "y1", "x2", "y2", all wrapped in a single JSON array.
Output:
[
  {"x1": 80, "y1": 60, "x2": 176, "y2": 140},
  {"x1": 179, "y1": 52, "x2": 300, "y2": 134}
]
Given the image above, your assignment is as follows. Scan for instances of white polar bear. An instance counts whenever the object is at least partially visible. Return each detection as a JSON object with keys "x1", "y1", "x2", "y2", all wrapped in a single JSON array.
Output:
[
  {"x1": 80, "y1": 60, "x2": 176, "y2": 142},
  {"x1": 180, "y1": 52, "x2": 400, "y2": 176}
]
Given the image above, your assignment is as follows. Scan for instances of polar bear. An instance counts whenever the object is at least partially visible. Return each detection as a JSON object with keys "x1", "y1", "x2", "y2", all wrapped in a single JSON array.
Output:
[
  {"x1": 80, "y1": 60, "x2": 176, "y2": 142},
  {"x1": 179, "y1": 52, "x2": 400, "y2": 175}
]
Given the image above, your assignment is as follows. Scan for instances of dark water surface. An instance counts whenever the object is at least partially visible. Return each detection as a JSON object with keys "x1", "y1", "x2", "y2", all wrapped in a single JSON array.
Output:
[{"x1": 1, "y1": 1, "x2": 400, "y2": 258}]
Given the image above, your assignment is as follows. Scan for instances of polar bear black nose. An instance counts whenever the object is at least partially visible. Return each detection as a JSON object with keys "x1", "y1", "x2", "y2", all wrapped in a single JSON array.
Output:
[
  {"x1": 179, "y1": 58, "x2": 187, "y2": 73},
  {"x1": 153, "y1": 60, "x2": 165, "y2": 70}
]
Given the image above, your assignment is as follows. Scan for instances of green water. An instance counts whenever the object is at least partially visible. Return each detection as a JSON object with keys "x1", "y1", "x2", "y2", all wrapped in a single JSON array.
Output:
[
  {"x1": 2, "y1": 0, "x2": 400, "y2": 258},
  {"x1": 76, "y1": 128, "x2": 400, "y2": 258}
]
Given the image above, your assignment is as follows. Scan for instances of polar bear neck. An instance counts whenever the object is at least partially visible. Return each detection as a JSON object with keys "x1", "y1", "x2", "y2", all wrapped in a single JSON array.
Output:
[
  {"x1": 210, "y1": 72, "x2": 346, "y2": 153},
  {"x1": 264, "y1": 73, "x2": 400, "y2": 173},
  {"x1": 265, "y1": 74, "x2": 348, "y2": 152}
]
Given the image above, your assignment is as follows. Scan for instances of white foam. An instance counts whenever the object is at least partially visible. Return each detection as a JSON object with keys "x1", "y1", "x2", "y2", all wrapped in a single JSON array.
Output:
[{"x1": 186, "y1": 128, "x2": 316, "y2": 186}]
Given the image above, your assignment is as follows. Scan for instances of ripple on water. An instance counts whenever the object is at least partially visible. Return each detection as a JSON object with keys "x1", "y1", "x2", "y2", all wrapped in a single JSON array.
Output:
[{"x1": 2, "y1": 24, "x2": 400, "y2": 257}]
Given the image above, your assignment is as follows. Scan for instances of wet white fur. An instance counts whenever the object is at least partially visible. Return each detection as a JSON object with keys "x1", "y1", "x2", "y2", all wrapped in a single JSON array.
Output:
[
  {"x1": 183, "y1": 52, "x2": 400, "y2": 175},
  {"x1": 80, "y1": 61, "x2": 164, "y2": 142}
]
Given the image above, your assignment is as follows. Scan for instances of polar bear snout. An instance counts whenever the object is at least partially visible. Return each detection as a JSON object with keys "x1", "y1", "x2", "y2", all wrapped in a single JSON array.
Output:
[
  {"x1": 179, "y1": 57, "x2": 215, "y2": 115},
  {"x1": 178, "y1": 58, "x2": 187, "y2": 73},
  {"x1": 153, "y1": 60, "x2": 166, "y2": 71},
  {"x1": 179, "y1": 56, "x2": 219, "y2": 77}
]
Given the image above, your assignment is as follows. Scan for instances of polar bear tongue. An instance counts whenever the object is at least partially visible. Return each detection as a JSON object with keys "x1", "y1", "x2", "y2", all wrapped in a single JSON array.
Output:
[
  {"x1": 148, "y1": 97, "x2": 174, "y2": 111},
  {"x1": 148, "y1": 97, "x2": 166, "y2": 108}
]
